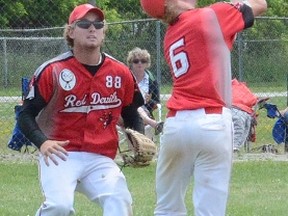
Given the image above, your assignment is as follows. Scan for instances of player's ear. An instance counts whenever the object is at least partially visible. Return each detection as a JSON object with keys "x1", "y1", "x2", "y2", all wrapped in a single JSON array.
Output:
[
  {"x1": 63, "y1": 24, "x2": 74, "y2": 47},
  {"x1": 100, "y1": 20, "x2": 108, "y2": 43},
  {"x1": 67, "y1": 25, "x2": 76, "y2": 39}
]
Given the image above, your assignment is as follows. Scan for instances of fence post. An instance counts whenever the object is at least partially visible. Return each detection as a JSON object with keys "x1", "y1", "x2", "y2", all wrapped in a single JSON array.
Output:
[
  {"x1": 156, "y1": 21, "x2": 161, "y2": 86},
  {"x1": 237, "y1": 32, "x2": 244, "y2": 81},
  {"x1": 3, "y1": 38, "x2": 8, "y2": 87},
  {"x1": 285, "y1": 73, "x2": 288, "y2": 153}
]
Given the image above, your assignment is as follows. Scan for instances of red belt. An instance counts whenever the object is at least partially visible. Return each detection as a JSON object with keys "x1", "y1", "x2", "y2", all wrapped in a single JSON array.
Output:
[{"x1": 167, "y1": 107, "x2": 223, "y2": 118}]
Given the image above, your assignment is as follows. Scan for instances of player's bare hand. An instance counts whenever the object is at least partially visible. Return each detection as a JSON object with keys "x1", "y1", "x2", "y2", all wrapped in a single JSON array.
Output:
[
  {"x1": 145, "y1": 93, "x2": 152, "y2": 103},
  {"x1": 40, "y1": 140, "x2": 69, "y2": 166}
]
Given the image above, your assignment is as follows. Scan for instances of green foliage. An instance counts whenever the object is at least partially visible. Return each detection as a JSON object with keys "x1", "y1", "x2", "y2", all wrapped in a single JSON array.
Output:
[
  {"x1": 1, "y1": 0, "x2": 82, "y2": 28},
  {"x1": 104, "y1": 0, "x2": 145, "y2": 20},
  {"x1": 266, "y1": 0, "x2": 288, "y2": 17},
  {"x1": 0, "y1": 1, "x2": 26, "y2": 27},
  {"x1": 197, "y1": 0, "x2": 218, "y2": 7},
  {"x1": 0, "y1": 0, "x2": 287, "y2": 28}
]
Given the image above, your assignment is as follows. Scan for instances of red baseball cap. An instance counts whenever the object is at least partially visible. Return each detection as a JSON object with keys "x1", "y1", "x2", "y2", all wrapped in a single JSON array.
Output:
[
  {"x1": 69, "y1": 4, "x2": 105, "y2": 24},
  {"x1": 140, "y1": 0, "x2": 165, "y2": 19}
]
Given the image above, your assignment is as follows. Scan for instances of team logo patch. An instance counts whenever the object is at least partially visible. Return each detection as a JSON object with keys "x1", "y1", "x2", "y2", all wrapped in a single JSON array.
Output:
[
  {"x1": 99, "y1": 111, "x2": 113, "y2": 129},
  {"x1": 59, "y1": 69, "x2": 76, "y2": 91}
]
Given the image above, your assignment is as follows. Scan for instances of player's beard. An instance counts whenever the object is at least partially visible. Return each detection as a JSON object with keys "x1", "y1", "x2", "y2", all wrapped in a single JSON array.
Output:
[
  {"x1": 87, "y1": 36, "x2": 103, "y2": 48},
  {"x1": 78, "y1": 35, "x2": 103, "y2": 51}
]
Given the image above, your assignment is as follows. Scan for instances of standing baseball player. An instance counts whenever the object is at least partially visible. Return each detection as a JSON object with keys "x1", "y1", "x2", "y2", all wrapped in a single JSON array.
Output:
[
  {"x1": 232, "y1": 78, "x2": 258, "y2": 152},
  {"x1": 140, "y1": 0, "x2": 267, "y2": 216},
  {"x1": 18, "y1": 3, "x2": 144, "y2": 216}
]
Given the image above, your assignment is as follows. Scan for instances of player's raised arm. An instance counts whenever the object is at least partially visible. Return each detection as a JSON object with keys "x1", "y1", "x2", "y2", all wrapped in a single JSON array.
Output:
[{"x1": 231, "y1": 0, "x2": 267, "y2": 16}]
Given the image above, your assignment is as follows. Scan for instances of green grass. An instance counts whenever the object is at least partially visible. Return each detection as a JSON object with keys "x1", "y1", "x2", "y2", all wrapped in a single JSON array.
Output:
[
  {"x1": 0, "y1": 160, "x2": 288, "y2": 215},
  {"x1": 0, "y1": 102, "x2": 18, "y2": 154},
  {"x1": 0, "y1": 88, "x2": 21, "y2": 97},
  {"x1": 1, "y1": 82, "x2": 288, "y2": 216},
  {"x1": 227, "y1": 161, "x2": 288, "y2": 216}
]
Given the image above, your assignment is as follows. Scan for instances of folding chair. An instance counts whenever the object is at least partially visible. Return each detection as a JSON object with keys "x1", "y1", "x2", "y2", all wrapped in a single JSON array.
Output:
[
  {"x1": 243, "y1": 97, "x2": 270, "y2": 152},
  {"x1": 262, "y1": 103, "x2": 288, "y2": 152},
  {"x1": 7, "y1": 77, "x2": 34, "y2": 152}
]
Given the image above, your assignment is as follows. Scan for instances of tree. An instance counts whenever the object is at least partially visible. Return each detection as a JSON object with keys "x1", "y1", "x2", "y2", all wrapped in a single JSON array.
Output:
[
  {"x1": 0, "y1": 0, "x2": 85, "y2": 28},
  {"x1": 0, "y1": 0, "x2": 286, "y2": 29}
]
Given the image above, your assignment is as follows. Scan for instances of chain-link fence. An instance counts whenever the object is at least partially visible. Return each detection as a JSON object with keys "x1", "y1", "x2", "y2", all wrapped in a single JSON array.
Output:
[{"x1": 0, "y1": 1, "x2": 287, "y2": 156}]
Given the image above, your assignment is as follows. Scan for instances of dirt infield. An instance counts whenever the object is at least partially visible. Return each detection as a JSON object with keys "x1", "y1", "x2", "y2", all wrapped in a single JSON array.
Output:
[
  {"x1": 1, "y1": 151, "x2": 288, "y2": 164},
  {"x1": 0, "y1": 152, "x2": 38, "y2": 163},
  {"x1": 233, "y1": 152, "x2": 288, "y2": 162}
]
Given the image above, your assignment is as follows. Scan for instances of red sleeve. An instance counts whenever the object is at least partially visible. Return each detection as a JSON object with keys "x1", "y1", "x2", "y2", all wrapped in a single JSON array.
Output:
[
  {"x1": 211, "y1": 2, "x2": 254, "y2": 49},
  {"x1": 36, "y1": 66, "x2": 54, "y2": 103}
]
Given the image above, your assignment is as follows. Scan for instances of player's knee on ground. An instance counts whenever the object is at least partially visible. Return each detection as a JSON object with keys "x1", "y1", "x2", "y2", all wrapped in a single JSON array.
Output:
[{"x1": 37, "y1": 201, "x2": 74, "y2": 215}]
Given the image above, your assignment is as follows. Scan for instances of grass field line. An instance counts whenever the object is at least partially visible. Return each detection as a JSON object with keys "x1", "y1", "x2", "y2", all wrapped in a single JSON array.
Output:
[
  {"x1": 161, "y1": 92, "x2": 287, "y2": 100},
  {"x1": 0, "y1": 96, "x2": 22, "y2": 103},
  {"x1": 1, "y1": 151, "x2": 288, "y2": 164},
  {"x1": 0, "y1": 91, "x2": 287, "y2": 103}
]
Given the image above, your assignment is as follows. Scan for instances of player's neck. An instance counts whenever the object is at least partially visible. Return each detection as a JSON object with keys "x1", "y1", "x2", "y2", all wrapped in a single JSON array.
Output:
[
  {"x1": 165, "y1": 0, "x2": 195, "y2": 24},
  {"x1": 73, "y1": 47, "x2": 102, "y2": 66}
]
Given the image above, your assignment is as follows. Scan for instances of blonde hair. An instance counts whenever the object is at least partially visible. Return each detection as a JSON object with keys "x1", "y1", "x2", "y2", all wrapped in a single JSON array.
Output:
[
  {"x1": 63, "y1": 24, "x2": 73, "y2": 47},
  {"x1": 127, "y1": 47, "x2": 151, "y2": 68},
  {"x1": 63, "y1": 21, "x2": 108, "y2": 48}
]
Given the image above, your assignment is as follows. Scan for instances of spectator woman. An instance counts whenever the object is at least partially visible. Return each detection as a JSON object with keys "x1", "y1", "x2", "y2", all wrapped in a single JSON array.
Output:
[{"x1": 127, "y1": 47, "x2": 164, "y2": 139}]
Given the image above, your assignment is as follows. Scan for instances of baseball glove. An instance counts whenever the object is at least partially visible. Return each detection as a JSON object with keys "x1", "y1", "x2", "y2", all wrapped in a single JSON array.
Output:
[{"x1": 118, "y1": 128, "x2": 157, "y2": 167}]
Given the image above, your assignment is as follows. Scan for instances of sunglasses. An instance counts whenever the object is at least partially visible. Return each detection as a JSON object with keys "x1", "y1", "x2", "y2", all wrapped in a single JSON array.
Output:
[
  {"x1": 75, "y1": 20, "x2": 104, "y2": 29},
  {"x1": 132, "y1": 59, "x2": 148, "y2": 64}
]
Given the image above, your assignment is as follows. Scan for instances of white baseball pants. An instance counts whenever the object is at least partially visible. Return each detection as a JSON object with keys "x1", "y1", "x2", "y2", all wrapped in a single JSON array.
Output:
[
  {"x1": 154, "y1": 108, "x2": 233, "y2": 216},
  {"x1": 35, "y1": 152, "x2": 132, "y2": 216}
]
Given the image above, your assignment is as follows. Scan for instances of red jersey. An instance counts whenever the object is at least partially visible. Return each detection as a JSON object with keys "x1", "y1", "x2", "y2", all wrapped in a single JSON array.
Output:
[
  {"x1": 164, "y1": 2, "x2": 254, "y2": 111},
  {"x1": 232, "y1": 79, "x2": 258, "y2": 114},
  {"x1": 27, "y1": 51, "x2": 138, "y2": 159}
]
